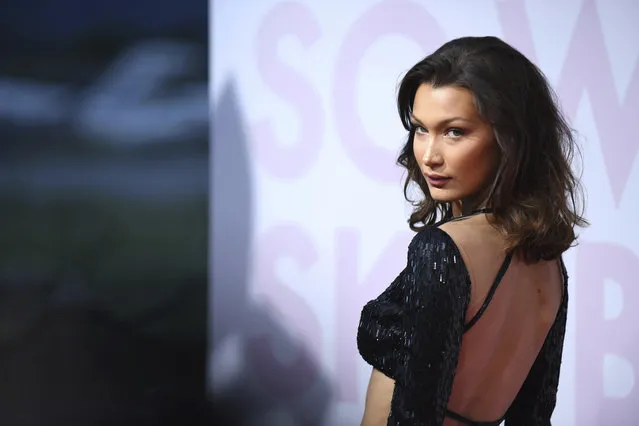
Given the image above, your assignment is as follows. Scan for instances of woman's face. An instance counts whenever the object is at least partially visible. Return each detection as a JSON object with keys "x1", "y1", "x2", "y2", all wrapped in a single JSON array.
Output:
[{"x1": 411, "y1": 83, "x2": 499, "y2": 214}]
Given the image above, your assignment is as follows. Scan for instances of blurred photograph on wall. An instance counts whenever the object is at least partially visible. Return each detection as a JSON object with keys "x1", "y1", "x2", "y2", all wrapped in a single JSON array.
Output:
[{"x1": 0, "y1": 1, "x2": 208, "y2": 424}]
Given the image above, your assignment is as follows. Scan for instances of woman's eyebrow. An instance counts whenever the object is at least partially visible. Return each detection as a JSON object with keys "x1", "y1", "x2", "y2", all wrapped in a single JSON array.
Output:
[{"x1": 410, "y1": 115, "x2": 473, "y2": 127}]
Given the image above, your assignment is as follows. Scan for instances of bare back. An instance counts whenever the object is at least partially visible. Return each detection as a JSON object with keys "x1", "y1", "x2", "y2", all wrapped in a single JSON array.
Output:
[{"x1": 439, "y1": 214, "x2": 565, "y2": 425}]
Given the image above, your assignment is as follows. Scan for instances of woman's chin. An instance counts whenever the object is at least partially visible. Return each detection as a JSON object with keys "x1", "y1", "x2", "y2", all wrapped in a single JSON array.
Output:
[{"x1": 428, "y1": 187, "x2": 457, "y2": 202}]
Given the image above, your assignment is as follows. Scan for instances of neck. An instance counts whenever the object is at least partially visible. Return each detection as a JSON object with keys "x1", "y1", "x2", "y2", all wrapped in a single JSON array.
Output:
[
  {"x1": 452, "y1": 200, "x2": 486, "y2": 217},
  {"x1": 452, "y1": 186, "x2": 492, "y2": 217}
]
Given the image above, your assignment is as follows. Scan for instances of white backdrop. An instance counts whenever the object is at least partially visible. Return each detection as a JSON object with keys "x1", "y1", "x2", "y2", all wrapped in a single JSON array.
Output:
[{"x1": 211, "y1": 1, "x2": 639, "y2": 425}]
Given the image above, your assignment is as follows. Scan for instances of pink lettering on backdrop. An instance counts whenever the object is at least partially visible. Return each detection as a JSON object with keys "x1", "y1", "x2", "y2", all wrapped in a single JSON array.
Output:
[
  {"x1": 247, "y1": 224, "x2": 324, "y2": 397},
  {"x1": 495, "y1": 0, "x2": 537, "y2": 62},
  {"x1": 556, "y1": 0, "x2": 639, "y2": 206},
  {"x1": 575, "y1": 243, "x2": 639, "y2": 425},
  {"x1": 334, "y1": 228, "x2": 412, "y2": 402},
  {"x1": 498, "y1": 0, "x2": 639, "y2": 206},
  {"x1": 254, "y1": 2, "x2": 324, "y2": 179},
  {"x1": 333, "y1": 0, "x2": 446, "y2": 184}
]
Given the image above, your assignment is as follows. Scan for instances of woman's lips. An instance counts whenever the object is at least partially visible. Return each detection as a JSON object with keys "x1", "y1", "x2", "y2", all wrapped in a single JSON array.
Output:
[{"x1": 425, "y1": 174, "x2": 451, "y2": 188}]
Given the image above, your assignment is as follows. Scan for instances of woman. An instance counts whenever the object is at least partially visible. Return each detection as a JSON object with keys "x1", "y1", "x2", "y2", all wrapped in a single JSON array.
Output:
[{"x1": 356, "y1": 36, "x2": 587, "y2": 426}]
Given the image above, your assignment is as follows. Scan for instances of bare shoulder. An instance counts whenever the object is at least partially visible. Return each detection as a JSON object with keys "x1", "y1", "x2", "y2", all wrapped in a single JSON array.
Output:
[
  {"x1": 436, "y1": 220, "x2": 473, "y2": 265},
  {"x1": 407, "y1": 218, "x2": 481, "y2": 260},
  {"x1": 437, "y1": 219, "x2": 465, "y2": 241},
  {"x1": 436, "y1": 215, "x2": 506, "y2": 281},
  {"x1": 437, "y1": 214, "x2": 493, "y2": 249}
]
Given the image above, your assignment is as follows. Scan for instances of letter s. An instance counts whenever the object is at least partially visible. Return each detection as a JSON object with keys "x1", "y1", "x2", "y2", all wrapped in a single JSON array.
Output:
[{"x1": 254, "y1": 3, "x2": 324, "y2": 178}]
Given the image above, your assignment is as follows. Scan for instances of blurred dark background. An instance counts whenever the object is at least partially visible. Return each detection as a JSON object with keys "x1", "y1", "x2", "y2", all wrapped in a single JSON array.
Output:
[{"x1": 0, "y1": 1, "x2": 209, "y2": 425}]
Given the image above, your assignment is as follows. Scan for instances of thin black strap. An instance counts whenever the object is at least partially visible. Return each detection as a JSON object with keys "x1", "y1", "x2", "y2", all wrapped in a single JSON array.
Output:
[
  {"x1": 445, "y1": 408, "x2": 505, "y2": 426},
  {"x1": 464, "y1": 251, "x2": 513, "y2": 333},
  {"x1": 558, "y1": 255, "x2": 568, "y2": 304},
  {"x1": 446, "y1": 408, "x2": 477, "y2": 424},
  {"x1": 559, "y1": 255, "x2": 568, "y2": 288}
]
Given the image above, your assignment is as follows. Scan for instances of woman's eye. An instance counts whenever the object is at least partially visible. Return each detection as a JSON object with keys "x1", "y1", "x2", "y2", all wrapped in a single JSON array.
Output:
[
  {"x1": 413, "y1": 125, "x2": 427, "y2": 134},
  {"x1": 446, "y1": 128, "x2": 464, "y2": 138}
]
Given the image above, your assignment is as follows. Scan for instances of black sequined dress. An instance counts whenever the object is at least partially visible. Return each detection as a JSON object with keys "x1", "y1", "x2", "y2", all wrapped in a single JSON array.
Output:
[{"x1": 357, "y1": 226, "x2": 568, "y2": 426}]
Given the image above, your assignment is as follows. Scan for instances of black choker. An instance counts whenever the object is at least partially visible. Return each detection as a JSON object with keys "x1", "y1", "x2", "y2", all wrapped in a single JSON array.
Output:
[
  {"x1": 469, "y1": 208, "x2": 493, "y2": 215},
  {"x1": 445, "y1": 208, "x2": 493, "y2": 224}
]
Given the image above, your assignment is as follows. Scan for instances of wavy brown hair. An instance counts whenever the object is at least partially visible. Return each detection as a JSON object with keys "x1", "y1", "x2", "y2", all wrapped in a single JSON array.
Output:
[{"x1": 396, "y1": 36, "x2": 588, "y2": 262}]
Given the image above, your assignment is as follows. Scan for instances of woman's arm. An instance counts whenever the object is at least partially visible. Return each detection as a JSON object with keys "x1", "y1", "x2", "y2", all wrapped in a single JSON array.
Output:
[
  {"x1": 390, "y1": 227, "x2": 472, "y2": 424},
  {"x1": 357, "y1": 226, "x2": 472, "y2": 425},
  {"x1": 361, "y1": 368, "x2": 395, "y2": 426}
]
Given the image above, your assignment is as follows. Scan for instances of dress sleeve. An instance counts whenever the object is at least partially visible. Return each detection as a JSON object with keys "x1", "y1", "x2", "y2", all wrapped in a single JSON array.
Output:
[
  {"x1": 357, "y1": 267, "x2": 411, "y2": 380},
  {"x1": 504, "y1": 281, "x2": 568, "y2": 426},
  {"x1": 387, "y1": 227, "x2": 471, "y2": 426}
]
